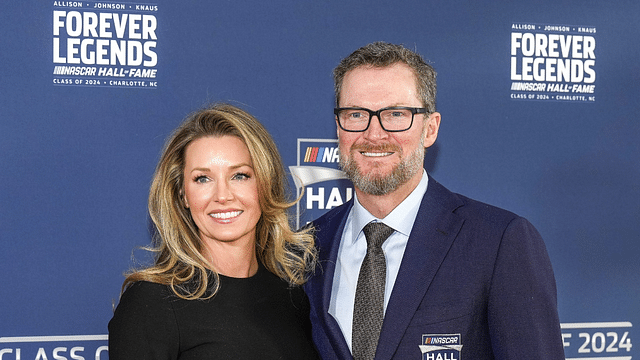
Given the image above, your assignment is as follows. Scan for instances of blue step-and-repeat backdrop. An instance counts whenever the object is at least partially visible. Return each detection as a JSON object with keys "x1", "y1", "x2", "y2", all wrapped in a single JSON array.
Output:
[{"x1": 1, "y1": 1, "x2": 638, "y2": 359}]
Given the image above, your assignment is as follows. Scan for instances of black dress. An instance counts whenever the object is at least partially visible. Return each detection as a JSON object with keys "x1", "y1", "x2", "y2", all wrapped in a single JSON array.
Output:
[{"x1": 108, "y1": 264, "x2": 319, "y2": 359}]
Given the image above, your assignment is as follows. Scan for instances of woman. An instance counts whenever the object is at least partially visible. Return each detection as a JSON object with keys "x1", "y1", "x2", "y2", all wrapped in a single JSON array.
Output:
[{"x1": 108, "y1": 104, "x2": 319, "y2": 359}]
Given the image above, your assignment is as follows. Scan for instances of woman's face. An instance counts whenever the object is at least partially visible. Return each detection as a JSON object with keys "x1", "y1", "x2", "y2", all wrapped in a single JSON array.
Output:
[{"x1": 182, "y1": 135, "x2": 261, "y2": 250}]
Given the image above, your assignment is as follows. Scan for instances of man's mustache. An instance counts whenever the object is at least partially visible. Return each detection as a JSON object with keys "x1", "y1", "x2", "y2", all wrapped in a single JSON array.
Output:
[{"x1": 351, "y1": 143, "x2": 401, "y2": 153}]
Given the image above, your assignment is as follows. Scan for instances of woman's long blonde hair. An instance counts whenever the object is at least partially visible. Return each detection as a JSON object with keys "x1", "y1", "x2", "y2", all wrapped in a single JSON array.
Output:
[{"x1": 123, "y1": 103, "x2": 316, "y2": 299}]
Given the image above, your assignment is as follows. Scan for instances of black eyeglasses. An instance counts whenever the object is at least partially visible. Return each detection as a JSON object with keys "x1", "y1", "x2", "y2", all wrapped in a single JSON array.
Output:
[{"x1": 334, "y1": 106, "x2": 427, "y2": 132}]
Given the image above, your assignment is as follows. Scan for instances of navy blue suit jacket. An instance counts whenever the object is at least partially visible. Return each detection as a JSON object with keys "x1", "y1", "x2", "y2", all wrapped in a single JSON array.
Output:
[{"x1": 304, "y1": 176, "x2": 565, "y2": 359}]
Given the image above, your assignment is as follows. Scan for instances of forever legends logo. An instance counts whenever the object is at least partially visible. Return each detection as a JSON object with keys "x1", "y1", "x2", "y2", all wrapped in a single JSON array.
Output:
[
  {"x1": 52, "y1": 1, "x2": 159, "y2": 89},
  {"x1": 289, "y1": 138, "x2": 352, "y2": 228},
  {"x1": 510, "y1": 22, "x2": 597, "y2": 102}
]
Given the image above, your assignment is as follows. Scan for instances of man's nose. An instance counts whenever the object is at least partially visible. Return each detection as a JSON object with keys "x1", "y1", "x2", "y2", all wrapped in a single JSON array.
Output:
[{"x1": 363, "y1": 115, "x2": 389, "y2": 140}]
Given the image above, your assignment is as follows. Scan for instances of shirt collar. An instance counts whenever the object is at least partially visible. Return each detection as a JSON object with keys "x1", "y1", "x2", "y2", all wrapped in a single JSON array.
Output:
[{"x1": 351, "y1": 170, "x2": 429, "y2": 243}]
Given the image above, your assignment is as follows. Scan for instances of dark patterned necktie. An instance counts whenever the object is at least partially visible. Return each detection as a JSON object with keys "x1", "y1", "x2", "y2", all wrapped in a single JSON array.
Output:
[{"x1": 352, "y1": 221, "x2": 395, "y2": 360}]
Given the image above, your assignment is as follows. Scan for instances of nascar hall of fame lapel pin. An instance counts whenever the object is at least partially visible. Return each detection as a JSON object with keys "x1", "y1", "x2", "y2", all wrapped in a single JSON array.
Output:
[{"x1": 420, "y1": 334, "x2": 463, "y2": 360}]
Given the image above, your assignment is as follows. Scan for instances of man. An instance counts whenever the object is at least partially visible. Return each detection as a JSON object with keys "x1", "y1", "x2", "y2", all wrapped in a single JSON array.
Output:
[{"x1": 304, "y1": 42, "x2": 565, "y2": 359}]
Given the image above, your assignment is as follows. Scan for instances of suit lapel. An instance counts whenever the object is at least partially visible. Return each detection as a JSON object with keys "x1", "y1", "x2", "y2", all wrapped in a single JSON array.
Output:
[
  {"x1": 376, "y1": 177, "x2": 465, "y2": 360},
  {"x1": 312, "y1": 200, "x2": 354, "y2": 359}
]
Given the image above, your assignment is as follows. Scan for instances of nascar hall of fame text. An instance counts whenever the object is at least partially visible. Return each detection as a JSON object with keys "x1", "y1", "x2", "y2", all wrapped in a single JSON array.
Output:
[
  {"x1": 289, "y1": 139, "x2": 352, "y2": 229},
  {"x1": 510, "y1": 23, "x2": 597, "y2": 103},
  {"x1": 52, "y1": 1, "x2": 159, "y2": 89}
]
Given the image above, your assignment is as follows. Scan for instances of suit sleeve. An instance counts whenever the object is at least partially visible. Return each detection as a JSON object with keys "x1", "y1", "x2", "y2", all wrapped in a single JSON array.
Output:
[
  {"x1": 487, "y1": 217, "x2": 565, "y2": 359},
  {"x1": 108, "y1": 282, "x2": 181, "y2": 360}
]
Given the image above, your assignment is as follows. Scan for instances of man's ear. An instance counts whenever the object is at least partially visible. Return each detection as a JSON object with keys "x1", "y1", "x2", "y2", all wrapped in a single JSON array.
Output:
[{"x1": 423, "y1": 112, "x2": 441, "y2": 148}]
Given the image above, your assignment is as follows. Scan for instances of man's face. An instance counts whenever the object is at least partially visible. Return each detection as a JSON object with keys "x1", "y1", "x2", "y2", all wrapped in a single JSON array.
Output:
[{"x1": 337, "y1": 63, "x2": 439, "y2": 196}]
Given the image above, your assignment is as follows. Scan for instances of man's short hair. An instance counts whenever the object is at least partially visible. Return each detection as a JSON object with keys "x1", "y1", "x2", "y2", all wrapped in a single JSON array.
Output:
[{"x1": 333, "y1": 41, "x2": 437, "y2": 114}]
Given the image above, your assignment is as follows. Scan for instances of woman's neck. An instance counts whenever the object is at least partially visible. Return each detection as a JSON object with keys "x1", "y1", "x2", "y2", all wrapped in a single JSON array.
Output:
[{"x1": 205, "y1": 241, "x2": 259, "y2": 278}]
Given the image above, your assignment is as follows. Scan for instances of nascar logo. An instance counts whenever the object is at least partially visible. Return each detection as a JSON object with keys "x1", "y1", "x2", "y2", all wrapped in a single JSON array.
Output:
[
  {"x1": 290, "y1": 139, "x2": 351, "y2": 228},
  {"x1": 420, "y1": 334, "x2": 462, "y2": 360},
  {"x1": 303, "y1": 146, "x2": 340, "y2": 163}
]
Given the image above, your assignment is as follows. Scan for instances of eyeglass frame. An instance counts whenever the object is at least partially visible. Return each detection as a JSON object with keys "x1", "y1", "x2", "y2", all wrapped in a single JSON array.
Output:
[{"x1": 334, "y1": 106, "x2": 428, "y2": 132}]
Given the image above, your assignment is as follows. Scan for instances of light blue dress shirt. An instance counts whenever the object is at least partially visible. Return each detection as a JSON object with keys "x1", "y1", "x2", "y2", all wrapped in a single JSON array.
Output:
[{"x1": 328, "y1": 170, "x2": 429, "y2": 351}]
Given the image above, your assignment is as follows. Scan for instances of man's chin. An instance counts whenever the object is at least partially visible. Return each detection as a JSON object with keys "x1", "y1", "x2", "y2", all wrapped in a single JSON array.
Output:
[
  {"x1": 355, "y1": 163, "x2": 395, "y2": 177},
  {"x1": 365, "y1": 173, "x2": 392, "y2": 182}
]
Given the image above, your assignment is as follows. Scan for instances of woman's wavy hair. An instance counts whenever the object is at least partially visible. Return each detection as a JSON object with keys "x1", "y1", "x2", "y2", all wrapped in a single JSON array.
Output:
[{"x1": 123, "y1": 103, "x2": 316, "y2": 299}]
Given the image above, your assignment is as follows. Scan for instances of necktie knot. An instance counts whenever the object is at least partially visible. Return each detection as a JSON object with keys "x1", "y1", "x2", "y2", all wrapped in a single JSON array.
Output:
[{"x1": 363, "y1": 221, "x2": 395, "y2": 248}]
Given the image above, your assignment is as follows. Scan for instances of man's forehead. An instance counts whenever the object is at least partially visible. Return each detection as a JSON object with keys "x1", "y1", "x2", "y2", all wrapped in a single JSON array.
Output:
[{"x1": 340, "y1": 64, "x2": 420, "y2": 105}]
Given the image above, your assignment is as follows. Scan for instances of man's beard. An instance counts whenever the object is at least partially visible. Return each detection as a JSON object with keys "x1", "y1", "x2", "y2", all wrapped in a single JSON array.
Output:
[{"x1": 339, "y1": 143, "x2": 424, "y2": 196}]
